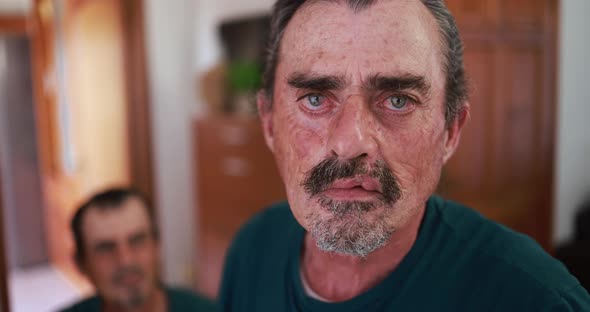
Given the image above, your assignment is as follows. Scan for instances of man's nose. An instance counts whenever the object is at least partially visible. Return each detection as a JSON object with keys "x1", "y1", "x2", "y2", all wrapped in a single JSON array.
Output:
[
  {"x1": 116, "y1": 244, "x2": 135, "y2": 265},
  {"x1": 327, "y1": 97, "x2": 378, "y2": 160}
]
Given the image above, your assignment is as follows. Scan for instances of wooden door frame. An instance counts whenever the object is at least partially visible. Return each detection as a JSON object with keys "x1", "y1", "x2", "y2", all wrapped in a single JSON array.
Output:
[
  {"x1": 540, "y1": 0, "x2": 559, "y2": 253},
  {"x1": 120, "y1": 0, "x2": 155, "y2": 205},
  {"x1": 0, "y1": 163, "x2": 9, "y2": 312},
  {"x1": 28, "y1": 0, "x2": 156, "y2": 203},
  {"x1": 0, "y1": 15, "x2": 28, "y2": 34},
  {"x1": 0, "y1": 13, "x2": 29, "y2": 312}
]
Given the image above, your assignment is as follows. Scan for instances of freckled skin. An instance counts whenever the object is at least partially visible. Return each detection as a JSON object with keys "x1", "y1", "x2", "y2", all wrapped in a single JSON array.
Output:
[{"x1": 258, "y1": 0, "x2": 468, "y2": 301}]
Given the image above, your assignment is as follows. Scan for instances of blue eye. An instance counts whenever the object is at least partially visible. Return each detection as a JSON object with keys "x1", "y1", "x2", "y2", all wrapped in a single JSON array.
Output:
[
  {"x1": 298, "y1": 94, "x2": 326, "y2": 110},
  {"x1": 306, "y1": 94, "x2": 324, "y2": 108},
  {"x1": 387, "y1": 95, "x2": 409, "y2": 110}
]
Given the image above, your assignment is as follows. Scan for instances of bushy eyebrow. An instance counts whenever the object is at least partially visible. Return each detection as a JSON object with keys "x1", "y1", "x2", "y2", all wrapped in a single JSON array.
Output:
[
  {"x1": 287, "y1": 72, "x2": 347, "y2": 91},
  {"x1": 365, "y1": 74, "x2": 431, "y2": 98},
  {"x1": 287, "y1": 71, "x2": 432, "y2": 99}
]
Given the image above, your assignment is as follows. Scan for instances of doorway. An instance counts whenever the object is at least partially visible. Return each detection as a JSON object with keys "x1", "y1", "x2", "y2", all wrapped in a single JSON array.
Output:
[
  {"x1": 0, "y1": 32, "x2": 81, "y2": 312},
  {"x1": 0, "y1": 0, "x2": 154, "y2": 310}
]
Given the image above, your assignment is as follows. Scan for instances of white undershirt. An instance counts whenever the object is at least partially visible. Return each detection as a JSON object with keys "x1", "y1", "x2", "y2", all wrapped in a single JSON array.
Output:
[{"x1": 300, "y1": 269, "x2": 333, "y2": 302}]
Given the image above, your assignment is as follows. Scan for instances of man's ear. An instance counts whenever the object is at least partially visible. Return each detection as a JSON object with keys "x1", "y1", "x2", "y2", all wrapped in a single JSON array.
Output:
[
  {"x1": 257, "y1": 91, "x2": 275, "y2": 152},
  {"x1": 443, "y1": 103, "x2": 470, "y2": 164}
]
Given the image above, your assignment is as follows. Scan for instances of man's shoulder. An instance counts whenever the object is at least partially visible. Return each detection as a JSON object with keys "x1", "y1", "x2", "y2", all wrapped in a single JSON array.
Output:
[
  {"x1": 166, "y1": 287, "x2": 217, "y2": 311},
  {"x1": 58, "y1": 295, "x2": 100, "y2": 312},
  {"x1": 433, "y1": 197, "x2": 551, "y2": 264},
  {"x1": 219, "y1": 201, "x2": 299, "y2": 305},
  {"x1": 232, "y1": 201, "x2": 298, "y2": 247},
  {"x1": 246, "y1": 201, "x2": 294, "y2": 228},
  {"x1": 432, "y1": 196, "x2": 588, "y2": 302}
]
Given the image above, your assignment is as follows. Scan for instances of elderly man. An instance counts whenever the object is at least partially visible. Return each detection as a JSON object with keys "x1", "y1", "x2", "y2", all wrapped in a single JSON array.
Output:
[
  {"x1": 61, "y1": 188, "x2": 216, "y2": 312},
  {"x1": 219, "y1": 0, "x2": 590, "y2": 311}
]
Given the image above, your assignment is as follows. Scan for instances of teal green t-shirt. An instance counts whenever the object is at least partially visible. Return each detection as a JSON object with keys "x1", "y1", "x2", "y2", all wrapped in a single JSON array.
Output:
[
  {"x1": 219, "y1": 196, "x2": 590, "y2": 311},
  {"x1": 60, "y1": 287, "x2": 217, "y2": 312}
]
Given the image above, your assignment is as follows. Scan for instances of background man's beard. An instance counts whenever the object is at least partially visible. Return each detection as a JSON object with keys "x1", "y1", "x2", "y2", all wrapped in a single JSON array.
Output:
[
  {"x1": 121, "y1": 287, "x2": 146, "y2": 308},
  {"x1": 112, "y1": 266, "x2": 148, "y2": 308},
  {"x1": 302, "y1": 156, "x2": 402, "y2": 257}
]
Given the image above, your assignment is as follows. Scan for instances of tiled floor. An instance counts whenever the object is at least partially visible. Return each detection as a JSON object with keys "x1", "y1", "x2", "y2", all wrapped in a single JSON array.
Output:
[{"x1": 9, "y1": 265, "x2": 85, "y2": 312}]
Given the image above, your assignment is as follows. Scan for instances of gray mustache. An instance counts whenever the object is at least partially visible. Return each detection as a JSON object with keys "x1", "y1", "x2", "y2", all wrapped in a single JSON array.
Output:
[{"x1": 302, "y1": 156, "x2": 401, "y2": 204}]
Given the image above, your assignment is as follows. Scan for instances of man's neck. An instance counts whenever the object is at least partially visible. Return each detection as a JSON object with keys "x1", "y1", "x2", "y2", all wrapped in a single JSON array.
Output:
[
  {"x1": 301, "y1": 205, "x2": 426, "y2": 302},
  {"x1": 103, "y1": 287, "x2": 166, "y2": 312}
]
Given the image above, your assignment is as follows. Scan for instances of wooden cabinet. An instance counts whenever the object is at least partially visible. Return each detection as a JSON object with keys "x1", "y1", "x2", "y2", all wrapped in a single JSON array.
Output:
[
  {"x1": 194, "y1": 117, "x2": 286, "y2": 297},
  {"x1": 447, "y1": 0, "x2": 552, "y2": 33},
  {"x1": 499, "y1": 0, "x2": 547, "y2": 32},
  {"x1": 439, "y1": 0, "x2": 557, "y2": 251},
  {"x1": 447, "y1": 0, "x2": 500, "y2": 31}
]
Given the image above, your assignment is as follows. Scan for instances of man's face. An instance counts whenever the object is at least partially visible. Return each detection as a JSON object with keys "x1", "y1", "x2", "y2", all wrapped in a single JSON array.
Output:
[
  {"x1": 259, "y1": 0, "x2": 466, "y2": 256},
  {"x1": 80, "y1": 198, "x2": 160, "y2": 308}
]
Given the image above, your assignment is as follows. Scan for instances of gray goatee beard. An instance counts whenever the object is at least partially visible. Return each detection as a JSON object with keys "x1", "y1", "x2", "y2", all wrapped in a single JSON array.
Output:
[
  {"x1": 302, "y1": 156, "x2": 401, "y2": 257},
  {"x1": 112, "y1": 266, "x2": 148, "y2": 308},
  {"x1": 306, "y1": 197, "x2": 395, "y2": 258}
]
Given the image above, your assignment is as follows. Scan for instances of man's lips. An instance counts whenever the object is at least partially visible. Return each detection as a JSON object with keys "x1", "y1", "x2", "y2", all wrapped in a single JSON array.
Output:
[
  {"x1": 321, "y1": 176, "x2": 382, "y2": 199},
  {"x1": 328, "y1": 176, "x2": 382, "y2": 192}
]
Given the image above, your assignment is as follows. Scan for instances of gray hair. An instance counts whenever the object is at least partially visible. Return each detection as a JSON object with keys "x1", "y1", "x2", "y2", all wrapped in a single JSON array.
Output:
[{"x1": 262, "y1": 0, "x2": 468, "y2": 125}]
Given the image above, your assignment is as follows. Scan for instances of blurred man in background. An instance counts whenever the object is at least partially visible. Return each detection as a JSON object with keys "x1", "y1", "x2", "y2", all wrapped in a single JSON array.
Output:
[
  {"x1": 219, "y1": 0, "x2": 590, "y2": 311},
  {"x1": 61, "y1": 188, "x2": 216, "y2": 312}
]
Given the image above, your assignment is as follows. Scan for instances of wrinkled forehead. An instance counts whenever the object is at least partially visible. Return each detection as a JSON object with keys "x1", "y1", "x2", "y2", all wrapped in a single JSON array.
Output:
[
  {"x1": 278, "y1": 0, "x2": 444, "y2": 86},
  {"x1": 82, "y1": 198, "x2": 152, "y2": 244}
]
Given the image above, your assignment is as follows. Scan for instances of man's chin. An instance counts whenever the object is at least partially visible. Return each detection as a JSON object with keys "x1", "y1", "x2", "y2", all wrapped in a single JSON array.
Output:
[
  {"x1": 311, "y1": 227, "x2": 393, "y2": 258},
  {"x1": 306, "y1": 208, "x2": 395, "y2": 258},
  {"x1": 114, "y1": 284, "x2": 148, "y2": 308},
  {"x1": 120, "y1": 292, "x2": 147, "y2": 308}
]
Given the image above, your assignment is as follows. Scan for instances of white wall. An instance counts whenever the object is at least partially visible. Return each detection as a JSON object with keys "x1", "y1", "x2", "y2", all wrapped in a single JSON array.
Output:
[
  {"x1": 554, "y1": 0, "x2": 590, "y2": 244},
  {"x1": 143, "y1": 0, "x2": 274, "y2": 287},
  {"x1": 194, "y1": 0, "x2": 274, "y2": 72},
  {"x1": 144, "y1": 0, "x2": 197, "y2": 286},
  {"x1": 0, "y1": 0, "x2": 30, "y2": 14},
  {"x1": 193, "y1": 0, "x2": 274, "y2": 115}
]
